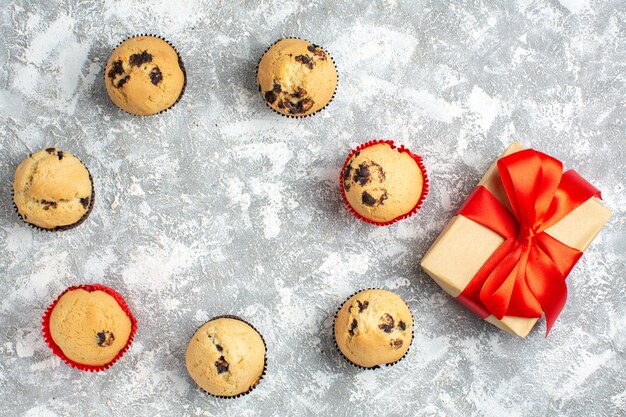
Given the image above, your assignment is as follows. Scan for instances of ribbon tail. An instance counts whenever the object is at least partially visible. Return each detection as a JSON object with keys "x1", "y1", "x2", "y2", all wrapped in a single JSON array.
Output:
[{"x1": 525, "y1": 246, "x2": 568, "y2": 336}]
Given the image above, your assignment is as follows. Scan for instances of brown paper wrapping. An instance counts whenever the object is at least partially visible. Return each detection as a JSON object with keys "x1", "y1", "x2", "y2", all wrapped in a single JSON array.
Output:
[{"x1": 420, "y1": 142, "x2": 612, "y2": 338}]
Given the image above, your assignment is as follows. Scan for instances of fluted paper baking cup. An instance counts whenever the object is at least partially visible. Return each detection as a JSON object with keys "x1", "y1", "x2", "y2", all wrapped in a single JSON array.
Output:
[
  {"x1": 105, "y1": 34, "x2": 186, "y2": 116},
  {"x1": 13, "y1": 150, "x2": 95, "y2": 232},
  {"x1": 189, "y1": 315, "x2": 267, "y2": 399},
  {"x1": 41, "y1": 284, "x2": 137, "y2": 372},
  {"x1": 339, "y1": 139, "x2": 429, "y2": 226},
  {"x1": 333, "y1": 288, "x2": 414, "y2": 370},
  {"x1": 256, "y1": 37, "x2": 338, "y2": 118}
]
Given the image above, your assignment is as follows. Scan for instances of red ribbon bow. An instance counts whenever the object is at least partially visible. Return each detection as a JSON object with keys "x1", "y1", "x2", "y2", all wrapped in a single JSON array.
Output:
[{"x1": 456, "y1": 149, "x2": 601, "y2": 335}]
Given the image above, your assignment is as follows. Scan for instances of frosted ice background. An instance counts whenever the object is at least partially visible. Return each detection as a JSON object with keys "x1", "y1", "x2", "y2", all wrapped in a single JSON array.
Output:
[{"x1": 0, "y1": 0, "x2": 624, "y2": 416}]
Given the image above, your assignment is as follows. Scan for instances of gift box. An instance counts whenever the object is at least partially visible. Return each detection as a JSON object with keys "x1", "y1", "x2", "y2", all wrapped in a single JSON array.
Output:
[{"x1": 421, "y1": 142, "x2": 611, "y2": 338}]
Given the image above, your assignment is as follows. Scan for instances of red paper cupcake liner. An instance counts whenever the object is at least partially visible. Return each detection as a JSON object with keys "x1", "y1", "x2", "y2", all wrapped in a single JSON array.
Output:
[
  {"x1": 333, "y1": 288, "x2": 414, "y2": 370},
  {"x1": 339, "y1": 140, "x2": 429, "y2": 226},
  {"x1": 256, "y1": 37, "x2": 338, "y2": 118},
  {"x1": 41, "y1": 284, "x2": 137, "y2": 372}
]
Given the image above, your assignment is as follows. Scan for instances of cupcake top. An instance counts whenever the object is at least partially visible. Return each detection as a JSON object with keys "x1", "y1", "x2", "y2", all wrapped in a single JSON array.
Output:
[
  {"x1": 335, "y1": 289, "x2": 413, "y2": 368},
  {"x1": 257, "y1": 38, "x2": 337, "y2": 116},
  {"x1": 13, "y1": 148, "x2": 93, "y2": 230},
  {"x1": 342, "y1": 143, "x2": 425, "y2": 224},
  {"x1": 47, "y1": 288, "x2": 133, "y2": 367},
  {"x1": 186, "y1": 317, "x2": 266, "y2": 397},
  {"x1": 105, "y1": 36, "x2": 185, "y2": 115}
]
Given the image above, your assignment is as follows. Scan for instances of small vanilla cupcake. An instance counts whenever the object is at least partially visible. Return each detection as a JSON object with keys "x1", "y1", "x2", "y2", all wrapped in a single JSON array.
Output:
[
  {"x1": 341, "y1": 141, "x2": 427, "y2": 225},
  {"x1": 186, "y1": 317, "x2": 266, "y2": 397},
  {"x1": 335, "y1": 289, "x2": 413, "y2": 368},
  {"x1": 43, "y1": 285, "x2": 136, "y2": 370},
  {"x1": 105, "y1": 36, "x2": 185, "y2": 115},
  {"x1": 13, "y1": 148, "x2": 94, "y2": 231},
  {"x1": 257, "y1": 38, "x2": 337, "y2": 116}
]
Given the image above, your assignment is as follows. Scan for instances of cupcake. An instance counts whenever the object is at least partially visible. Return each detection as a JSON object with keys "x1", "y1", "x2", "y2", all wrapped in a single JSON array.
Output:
[
  {"x1": 13, "y1": 148, "x2": 94, "y2": 231},
  {"x1": 257, "y1": 38, "x2": 337, "y2": 117},
  {"x1": 186, "y1": 316, "x2": 266, "y2": 397},
  {"x1": 42, "y1": 284, "x2": 137, "y2": 371},
  {"x1": 334, "y1": 289, "x2": 413, "y2": 369},
  {"x1": 105, "y1": 35, "x2": 185, "y2": 115},
  {"x1": 340, "y1": 140, "x2": 428, "y2": 225}
]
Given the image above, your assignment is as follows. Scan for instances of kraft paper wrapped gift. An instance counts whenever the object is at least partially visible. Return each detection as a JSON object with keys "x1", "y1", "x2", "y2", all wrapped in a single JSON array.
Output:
[{"x1": 421, "y1": 142, "x2": 612, "y2": 338}]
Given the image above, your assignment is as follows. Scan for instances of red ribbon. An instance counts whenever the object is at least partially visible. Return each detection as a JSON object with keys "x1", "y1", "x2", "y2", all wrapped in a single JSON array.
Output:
[{"x1": 456, "y1": 149, "x2": 601, "y2": 335}]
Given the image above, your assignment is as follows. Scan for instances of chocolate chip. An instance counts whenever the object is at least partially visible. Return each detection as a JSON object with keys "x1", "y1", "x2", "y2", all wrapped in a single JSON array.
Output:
[
  {"x1": 355, "y1": 151, "x2": 360, "y2": 157},
  {"x1": 362, "y1": 192, "x2": 376, "y2": 206},
  {"x1": 107, "y1": 60, "x2": 124, "y2": 79},
  {"x1": 379, "y1": 313, "x2": 394, "y2": 333},
  {"x1": 283, "y1": 98, "x2": 313, "y2": 114},
  {"x1": 283, "y1": 100, "x2": 296, "y2": 112},
  {"x1": 348, "y1": 319, "x2": 358, "y2": 336},
  {"x1": 398, "y1": 321, "x2": 407, "y2": 331},
  {"x1": 343, "y1": 164, "x2": 352, "y2": 184},
  {"x1": 45, "y1": 148, "x2": 56, "y2": 153},
  {"x1": 313, "y1": 49, "x2": 327, "y2": 59},
  {"x1": 129, "y1": 50, "x2": 153, "y2": 67},
  {"x1": 277, "y1": 100, "x2": 285, "y2": 109},
  {"x1": 307, "y1": 44, "x2": 327, "y2": 60},
  {"x1": 273, "y1": 83, "x2": 281, "y2": 93},
  {"x1": 293, "y1": 87, "x2": 307, "y2": 98},
  {"x1": 298, "y1": 98, "x2": 314, "y2": 113},
  {"x1": 149, "y1": 66, "x2": 163, "y2": 85},
  {"x1": 390, "y1": 338, "x2": 403, "y2": 349},
  {"x1": 215, "y1": 356, "x2": 229, "y2": 374},
  {"x1": 354, "y1": 163, "x2": 370, "y2": 186},
  {"x1": 41, "y1": 200, "x2": 58, "y2": 210},
  {"x1": 215, "y1": 344, "x2": 223, "y2": 352},
  {"x1": 80, "y1": 197, "x2": 90, "y2": 208},
  {"x1": 117, "y1": 75, "x2": 130, "y2": 88},
  {"x1": 97, "y1": 331, "x2": 115, "y2": 347},
  {"x1": 357, "y1": 300, "x2": 369, "y2": 312},
  {"x1": 379, "y1": 190, "x2": 388, "y2": 205},
  {"x1": 57, "y1": 151, "x2": 63, "y2": 160},
  {"x1": 295, "y1": 54, "x2": 314, "y2": 70},
  {"x1": 265, "y1": 91, "x2": 277, "y2": 104}
]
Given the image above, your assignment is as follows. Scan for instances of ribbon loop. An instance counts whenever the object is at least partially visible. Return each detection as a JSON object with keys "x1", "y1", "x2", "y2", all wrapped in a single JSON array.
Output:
[{"x1": 457, "y1": 149, "x2": 600, "y2": 335}]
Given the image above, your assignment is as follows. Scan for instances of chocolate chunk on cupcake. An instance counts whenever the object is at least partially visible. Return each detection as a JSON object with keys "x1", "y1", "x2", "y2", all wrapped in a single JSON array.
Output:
[
  {"x1": 341, "y1": 141, "x2": 428, "y2": 225},
  {"x1": 42, "y1": 285, "x2": 136, "y2": 370},
  {"x1": 13, "y1": 148, "x2": 94, "y2": 231},
  {"x1": 335, "y1": 289, "x2": 413, "y2": 368},
  {"x1": 105, "y1": 36, "x2": 185, "y2": 115},
  {"x1": 186, "y1": 317, "x2": 266, "y2": 397},
  {"x1": 257, "y1": 38, "x2": 337, "y2": 116}
]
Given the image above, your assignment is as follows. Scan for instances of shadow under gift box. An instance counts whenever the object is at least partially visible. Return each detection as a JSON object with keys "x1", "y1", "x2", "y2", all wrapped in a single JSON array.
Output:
[{"x1": 420, "y1": 142, "x2": 612, "y2": 338}]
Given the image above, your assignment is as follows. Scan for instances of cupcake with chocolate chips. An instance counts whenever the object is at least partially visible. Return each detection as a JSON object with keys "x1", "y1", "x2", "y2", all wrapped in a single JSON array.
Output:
[
  {"x1": 186, "y1": 316, "x2": 266, "y2": 398},
  {"x1": 340, "y1": 140, "x2": 428, "y2": 225},
  {"x1": 105, "y1": 35, "x2": 185, "y2": 115},
  {"x1": 42, "y1": 284, "x2": 137, "y2": 371},
  {"x1": 13, "y1": 148, "x2": 94, "y2": 231},
  {"x1": 257, "y1": 38, "x2": 337, "y2": 117},
  {"x1": 335, "y1": 289, "x2": 413, "y2": 369}
]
